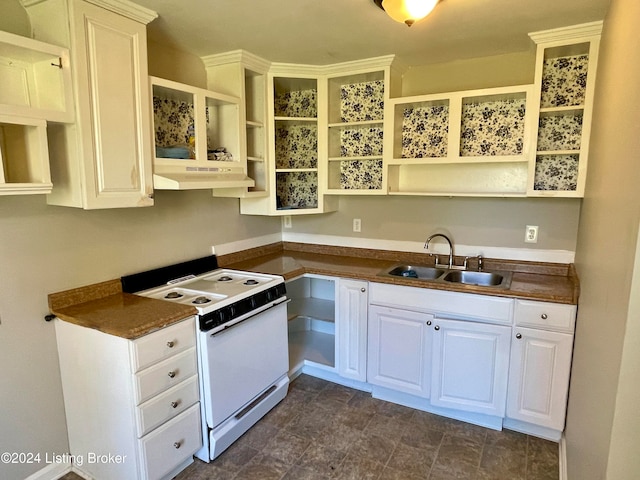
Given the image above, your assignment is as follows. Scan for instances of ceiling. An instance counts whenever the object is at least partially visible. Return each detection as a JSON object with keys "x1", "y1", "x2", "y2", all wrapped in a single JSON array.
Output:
[{"x1": 134, "y1": 0, "x2": 611, "y2": 67}]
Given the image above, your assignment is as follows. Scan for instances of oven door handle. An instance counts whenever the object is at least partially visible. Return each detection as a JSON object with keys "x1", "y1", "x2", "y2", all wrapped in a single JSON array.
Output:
[{"x1": 209, "y1": 297, "x2": 290, "y2": 337}]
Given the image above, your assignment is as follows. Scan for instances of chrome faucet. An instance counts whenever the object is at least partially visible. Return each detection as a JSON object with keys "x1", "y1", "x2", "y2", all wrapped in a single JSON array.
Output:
[{"x1": 424, "y1": 233, "x2": 454, "y2": 269}]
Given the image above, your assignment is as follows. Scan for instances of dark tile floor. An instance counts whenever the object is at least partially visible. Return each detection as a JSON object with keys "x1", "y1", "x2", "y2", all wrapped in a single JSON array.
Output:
[{"x1": 62, "y1": 374, "x2": 560, "y2": 480}]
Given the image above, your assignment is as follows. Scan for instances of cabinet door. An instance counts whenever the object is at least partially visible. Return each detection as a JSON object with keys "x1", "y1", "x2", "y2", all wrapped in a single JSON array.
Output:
[
  {"x1": 507, "y1": 327, "x2": 574, "y2": 430},
  {"x1": 337, "y1": 279, "x2": 368, "y2": 381},
  {"x1": 367, "y1": 306, "x2": 432, "y2": 397},
  {"x1": 71, "y1": 0, "x2": 154, "y2": 208},
  {"x1": 431, "y1": 318, "x2": 511, "y2": 416}
]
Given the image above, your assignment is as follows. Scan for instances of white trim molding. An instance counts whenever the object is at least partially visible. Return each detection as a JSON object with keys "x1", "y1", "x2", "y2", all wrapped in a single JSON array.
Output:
[
  {"x1": 212, "y1": 233, "x2": 282, "y2": 256},
  {"x1": 559, "y1": 435, "x2": 568, "y2": 480},
  {"x1": 23, "y1": 460, "x2": 71, "y2": 480}
]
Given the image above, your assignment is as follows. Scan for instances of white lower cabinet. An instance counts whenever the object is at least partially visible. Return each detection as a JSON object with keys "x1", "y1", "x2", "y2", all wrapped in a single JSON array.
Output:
[
  {"x1": 337, "y1": 279, "x2": 368, "y2": 382},
  {"x1": 367, "y1": 306, "x2": 432, "y2": 397},
  {"x1": 55, "y1": 317, "x2": 201, "y2": 480},
  {"x1": 506, "y1": 327, "x2": 574, "y2": 431},
  {"x1": 430, "y1": 318, "x2": 511, "y2": 417}
]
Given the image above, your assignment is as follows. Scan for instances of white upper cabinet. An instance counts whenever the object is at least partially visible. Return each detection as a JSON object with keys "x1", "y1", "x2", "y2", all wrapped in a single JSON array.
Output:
[
  {"x1": 0, "y1": 30, "x2": 73, "y2": 123},
  {"x1": 528, "y1": 22, "x2": 602, "y2": 197},
  {"x1": 386, "y1": 85, "x2": 536, "y2": 197},
  {"x1": 203, "y1": 50, "x2": 271, "y2": 198},
  {"x1": 22, "y1": 0, "x2": 157, "y2": 209},
  {"x1": 150, "y1": 76, "x2": 252, "y2": 191}
]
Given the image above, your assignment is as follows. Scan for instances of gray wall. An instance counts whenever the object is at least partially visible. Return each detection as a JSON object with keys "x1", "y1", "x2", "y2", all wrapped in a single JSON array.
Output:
[{"x1": 567, "y1": 0, "x2": 640, "y2": 476}]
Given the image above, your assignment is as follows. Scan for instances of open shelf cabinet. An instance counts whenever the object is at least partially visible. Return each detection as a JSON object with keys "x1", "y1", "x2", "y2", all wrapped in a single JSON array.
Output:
[
  {"x1": 0, "y1": 114, "x2": 51, "y2": 195},
  {"x1": 386, "y1": 85, "x2": 536, "y2": 196},
  {"x1": 528, "y1": 22, "x2": 602, "y2": 197},
  {"x1": 0, "y1": 30, "x2": 73, "y2": 124},
  {"x1": 287, "y1": 275, "x2": 337, "y2": 376},
  {"x1": 150, "y1": 76, "x2": 254, "y2": 190}
]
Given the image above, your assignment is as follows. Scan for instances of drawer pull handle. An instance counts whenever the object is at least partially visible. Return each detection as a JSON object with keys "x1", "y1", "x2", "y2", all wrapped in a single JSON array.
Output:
[
  {"x1": 167, "y1": 341, "x2": 175, "y2": 348},
  {"x1": 168, "y1": 371, "x2": 176, "y2": 378},
  {"x1": 171, "y1": 401, "x2": 179, "y2": 409},
  {"x1": 426, "y1": 320, "x2": 432, "y2": 326},
  {"x1": 173, "y1": 441, "x2": 182, "y2": 449},
  {"x1": 516, "y1": 333, "x2": 522, "y2": 339},
  {"x1": 541, "y1": 313, "x2": 548, "y2": 320},
  {"x1": 360, "y1": 287, "x2": 366, "y2": 293},
  {"x1": 434, "y1": 325, "x2": 440, "y2": 331}
]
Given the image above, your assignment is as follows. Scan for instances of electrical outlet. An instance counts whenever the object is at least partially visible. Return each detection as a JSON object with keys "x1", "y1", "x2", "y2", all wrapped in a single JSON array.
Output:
[
  {"x1": 353, "y1": 218, "x2": 361, "y2": 232},
  {"x1": 283, "y1": 215, "x2": 292, "y2": 229},
  {"x1": 525, "y1": 225, "x2": 539, "y2": 243}
]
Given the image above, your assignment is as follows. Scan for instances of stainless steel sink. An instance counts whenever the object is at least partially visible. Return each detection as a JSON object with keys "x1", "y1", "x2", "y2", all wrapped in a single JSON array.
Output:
[
  {"x1": 386, "y1": 265, "x2": 445, "y2": 280},
  {"x1": 442, "y1": 270, "x2": 511, "y2": 288},
  {"x1": 380, "y1": 263, "x2": 512, "y2": 289}
]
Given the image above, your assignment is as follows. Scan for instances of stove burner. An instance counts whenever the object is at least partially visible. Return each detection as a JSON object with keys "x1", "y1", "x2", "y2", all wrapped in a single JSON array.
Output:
[
  {"x1": 244, "y1": 279, "x2": 259, "y2": 285},
  {"x1": 193, "y1": 296, "x2": 212, "y2": 305},
  {"x1": 218, "y1": 276, "x2": 233, "y2": 282},
  {"x1": 164, "y1": 291, "x2": 183, "y2": 299}
]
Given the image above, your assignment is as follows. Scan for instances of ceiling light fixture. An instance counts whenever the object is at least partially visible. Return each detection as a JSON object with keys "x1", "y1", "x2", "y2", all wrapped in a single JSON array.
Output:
[{"x1": 374, "y1": 0, "x2": 439, "y2": 27}]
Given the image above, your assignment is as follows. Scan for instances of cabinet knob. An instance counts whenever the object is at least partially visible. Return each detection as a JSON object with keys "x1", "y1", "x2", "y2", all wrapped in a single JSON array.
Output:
[
  {"x1": 173, "y1": 441, "x2": 182, "y2": 449},
  {"x1": 360, "y1": 288, "x2": 366, "y2": 293},
  {"x1": 516, "y1": 333, "x2": 522, "y2": 339},
  {"x1": 171, "y1": 401, "x2": 179, "y2": 409},
  {"x1": 541, "y1": 313, "x2": 548, "y2": 320},
  {"x1": 168, "y1": 371, "x2": 176, "y2": 378},
  {"x1": 434, "y1": 325, "x2": 440, "y2": 331},
  {"x1": 167, "y1": 341, "x2": 175, "y2": 348},
  {"x1": 426, "y1": 320, "x2": 432, "y2": 326}
]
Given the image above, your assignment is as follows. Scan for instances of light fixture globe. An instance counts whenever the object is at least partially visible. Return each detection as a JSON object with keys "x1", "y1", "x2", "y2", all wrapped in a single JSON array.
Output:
[{"x1": 381, "y1": 0, "x2": 439, "y2": 26}]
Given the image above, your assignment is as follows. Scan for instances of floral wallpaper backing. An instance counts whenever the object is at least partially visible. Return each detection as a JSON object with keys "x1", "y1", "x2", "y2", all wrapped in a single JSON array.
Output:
[
  {"x1": 460, "y1": 98, "x2": 526, "y2": 156},
  {"x1": 540, "y1": 54, "x2": 589, "y2": 108},
  {"x1": 274, "y1": 88, "x2": 317, "y2": 118},
  {"x1": 153, "y1": 96, "x2": 194, "y2": 150},
  {"x1": 534, "y1": 155, "x2": 578, "y2": 191},
  {"x1": 340, "y1": 80, "x2": 384, "y2": 122},
  {"x1": 339, "y1": 159, "x2": 383, "y2": 190},
  {"x1": 275, "y1": 123, "x2": 318, "y2": 169},
  {"x1": 402, "y1": 104, "x2": 449, "y2": 158},
  {"x1": 339, "y1": 127, "x2": 384, "y2": 157},
  {"x1": 537, "y1": 113, "x2": 583, "y2": 151},
  {"x1": 276, "y1": 172, "x2": 318, "y2": 209}
]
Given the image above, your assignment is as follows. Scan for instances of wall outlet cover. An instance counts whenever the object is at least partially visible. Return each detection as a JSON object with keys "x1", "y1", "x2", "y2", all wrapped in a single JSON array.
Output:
[{"x1": 525, "y1": 225, "x2": 539, "y2": 243}]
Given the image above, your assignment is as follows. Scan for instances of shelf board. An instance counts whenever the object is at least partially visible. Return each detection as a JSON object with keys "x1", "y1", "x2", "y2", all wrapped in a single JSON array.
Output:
[
  {"x1": 328, "y1": 155, "x2": 383, "y2": 162},
  {"x1": 536, "y1": 150, "x2": 580, "y2": 155},
  {"x1": 274, "y1": 116, "x2": 317, "y2": 122},
  {"x1": 328, "y1": 119, "x2": 383, "y2": 128},
  {"x1": 387, "y1": 189, "x2": 528, "y2": 198},
  {"x1": 275, "y1": 168, "x2": 318, "y2": 173},
  {"x1": 326, "y1": 188, "x2": 385, "y2": 195},
  {"x1": 288, "y1": 297, "x2": 335, "y2": 323},
  {"x1": 389, "y1": 156, "x2": 529, "y2": 165},
  {"x1": 539, "y1": 105, "x2": 585, "y2": 114}
]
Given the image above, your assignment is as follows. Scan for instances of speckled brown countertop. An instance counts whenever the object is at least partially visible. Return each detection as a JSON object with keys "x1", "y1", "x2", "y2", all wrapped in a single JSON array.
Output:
[
  {"x1": 219, "y1": 242, "x2": 580, "y2": 305},
  {"x1": 48, "y1": 279, "x2": 197, "y2": 339}
]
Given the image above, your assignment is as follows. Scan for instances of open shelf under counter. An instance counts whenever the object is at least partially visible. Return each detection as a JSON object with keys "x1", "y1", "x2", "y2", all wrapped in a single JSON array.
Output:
[{"x1": 288, "y1": 329, "x2": 336, "y2": 372}]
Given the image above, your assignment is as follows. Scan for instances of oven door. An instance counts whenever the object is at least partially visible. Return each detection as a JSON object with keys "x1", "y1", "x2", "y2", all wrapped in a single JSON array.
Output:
[{"x1": 199, "y1": 301, "x2": 289, "y2": 428}]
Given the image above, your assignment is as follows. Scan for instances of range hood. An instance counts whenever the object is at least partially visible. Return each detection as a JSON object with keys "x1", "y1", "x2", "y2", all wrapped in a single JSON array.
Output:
[{"x1": 153, "y1": 166, "x2": 255, "y2": 190}]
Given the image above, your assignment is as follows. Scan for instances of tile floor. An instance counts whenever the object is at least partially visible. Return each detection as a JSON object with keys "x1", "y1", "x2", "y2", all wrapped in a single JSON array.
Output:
[{"x1": 62, "y1": 374, "x2": 560, "y2": 480}]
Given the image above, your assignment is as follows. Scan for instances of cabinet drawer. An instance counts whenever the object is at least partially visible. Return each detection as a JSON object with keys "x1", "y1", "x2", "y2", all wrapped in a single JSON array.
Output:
[
  {"x1": 136, "y1": 375, "x2": 199, "y2": 437},
  {"x1": 131, "y1": 318, "x2": 196, "y2": 373},
  {"x1": 514, "y1": 300, "x2": 576, "y2": 333},
  {"x1": 139, "y1": 404, "x2": 202, "y2": 480},
  {"x1": 134, "y1": 348, "x2": 197, "y2": 405}
]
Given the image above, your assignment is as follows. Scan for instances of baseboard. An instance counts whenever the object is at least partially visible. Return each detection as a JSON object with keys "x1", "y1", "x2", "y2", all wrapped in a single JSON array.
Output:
[
  {"x1": 24, "y1": 461, "x2": 71, "y2": 480},
  {"x1": 559, "y1": 434, "x2": 568, "y2": 480}
]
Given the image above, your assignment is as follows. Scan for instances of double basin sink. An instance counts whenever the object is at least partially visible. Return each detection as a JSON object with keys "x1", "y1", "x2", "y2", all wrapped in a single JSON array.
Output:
[{"x1": 380, "y1": 264, "x2": 513, "y2": 289}]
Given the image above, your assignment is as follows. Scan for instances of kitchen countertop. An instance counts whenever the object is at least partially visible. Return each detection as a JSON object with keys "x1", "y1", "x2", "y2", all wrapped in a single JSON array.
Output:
[
  {"x1": 220, "y1": 242, "x2": 580, "y2": 305},
  {"x1": 47, "y1": 242, "x2": 579, "y2": 339},
  {"x1": 48, "y1": 279, "x2": 197, "y2": 339}
]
